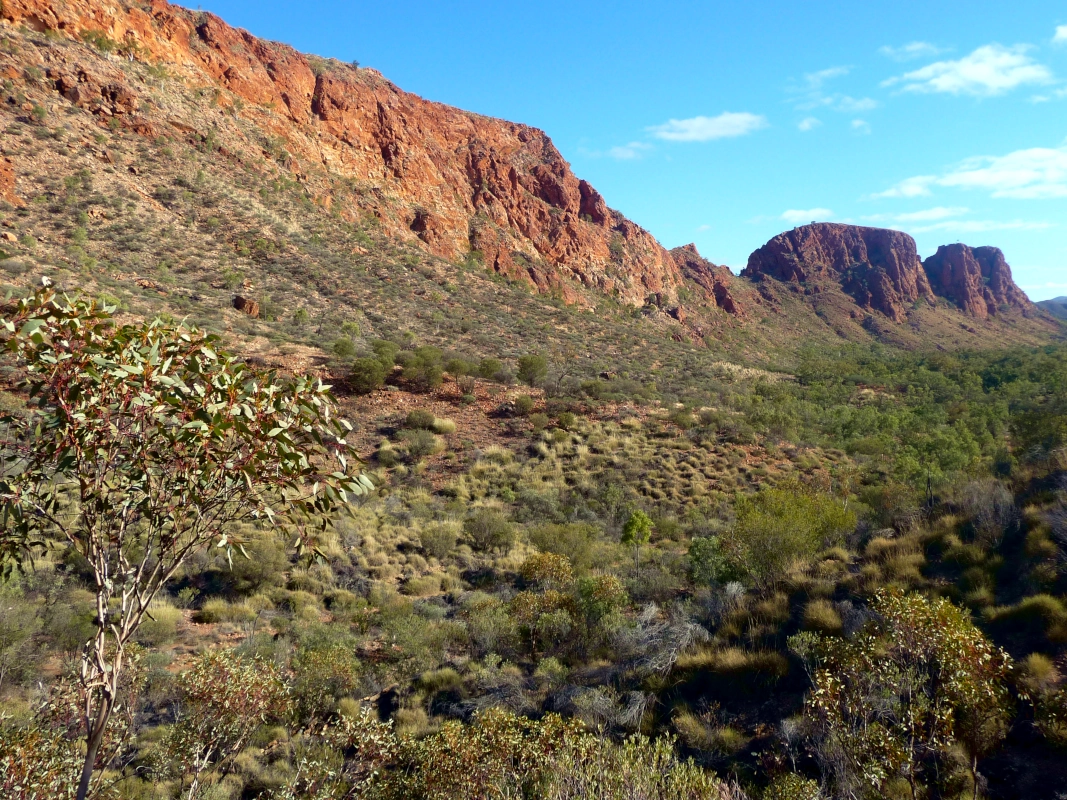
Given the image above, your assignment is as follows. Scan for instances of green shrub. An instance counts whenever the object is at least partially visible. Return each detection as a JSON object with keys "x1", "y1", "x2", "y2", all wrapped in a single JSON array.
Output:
[
  {"x1": 405, "y1": 409, "x2": 436, "y2": 430},
  {"x1": 478, "y1": 357, "x2": 503, "y2": 380},
  {"x1": 420, "y1": 523, "x2": 459, "y2": 559},
  {"x1": 135, "y1": 599, "x2": 182, "y2": 646},
  {"x1": 404, "y1": 429, "x2": 443, "y2": 460},
  {"x1": 514, "y1": 395, "x2": 535, "y2": 416},
  {"x1": 517, "y1": 354, "x2": 548, "y2": 387},
  {"x1": 349, "y1": 357, "x2": 387, "y2": 394},
  {"x1": 464, "y1": 509, "x2": 515, "y2": 553},
  {"x1": 333, "y1": 337, "x2": 357, "y2": 359}
]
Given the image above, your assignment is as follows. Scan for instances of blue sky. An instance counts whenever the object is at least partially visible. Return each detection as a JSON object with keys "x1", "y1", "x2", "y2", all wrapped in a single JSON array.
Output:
[{"x1": 191, "y1": 1, "x2": 1067, "y2": 300}]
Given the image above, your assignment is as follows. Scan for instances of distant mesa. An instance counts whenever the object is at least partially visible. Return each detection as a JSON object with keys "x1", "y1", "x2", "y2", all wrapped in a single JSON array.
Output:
[
  {"x1": 922, "y1": 244, "x2": 1029, "y2": 319},
  {"x1": 741, "y1": 223, "x2": 1044, "y2": 325},
  {"x1": 741, "y1": 223, "x2": 934, "y2": 322}
]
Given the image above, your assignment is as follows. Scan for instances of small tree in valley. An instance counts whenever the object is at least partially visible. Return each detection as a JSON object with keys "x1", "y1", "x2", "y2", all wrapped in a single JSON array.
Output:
[{"x1": 0, "y1": 288, "x2": 371, "y2": 800}]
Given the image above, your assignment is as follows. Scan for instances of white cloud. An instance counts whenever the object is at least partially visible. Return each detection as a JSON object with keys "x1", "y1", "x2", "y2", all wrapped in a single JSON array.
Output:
[
  {"x1": 803, "y1": 66, "x2": 851, "y2": 89},
  {"x1": 864, "y1": 207, "x2": 970, "y2": 223},
  {"x1": 781, "y1": 208, "x2": 834, "y2": 224},
  {"x1": 872, "y1": 144, "x2": 1067, "y2": 200},
  {"x1": 938, "y1": 146, "x2": 1067, "y2": 198},
  {"x1": 649, "y1": 112, "x2": 768, "y2": 142},
  {"x1": 851, "y1": 119, "x2": 872, "y2": 134},
  {"x1": 697, "y1": 224, "x2": 712, "y2": 231},
  {"x1": 790, "y1": 65, "x2": 878, "y2": 113},
  {"x1": 908, "y1": 219, "x2": 1054, "y2": 234},
  {"x1": 798, "y1": 117, "x2": 822, "y2": 131},
  {"x1": 879, "y1": 42, "x2": 947, "y2": 61},
  {"x1": 607, "y1": 141, "x2": 652, "y2": 160},
  {"x1": 894, "y1": 206, "x2": 969, "y2": 222},
  {"x1": 871, "y1": 175, "x2": 938, "y2": 198},
  {"x1": 882, "y1": 44, "x2": 1053, "y2": 96},
  {"x1": 1055, "y1": 25, "x2": 1067, "y2": 44}
]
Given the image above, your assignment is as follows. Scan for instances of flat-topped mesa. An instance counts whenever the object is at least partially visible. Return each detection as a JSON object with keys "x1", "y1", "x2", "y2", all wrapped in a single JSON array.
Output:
[
  {"x1": 922, "y1": 244, "x2": 1031, "y2": 319},
  {"x1": 669, "y1": 244, "x2": 743, "y2": 316},
  {"x1": 0, "y1": 0, "x2": 684, "y2": 307},
  {"x1": 742, "y1": 223, "x2": 935, "y2": 322}
]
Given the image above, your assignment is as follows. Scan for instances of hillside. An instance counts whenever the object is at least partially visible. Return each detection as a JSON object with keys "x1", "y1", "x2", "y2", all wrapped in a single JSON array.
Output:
[
  {"x1": 0, "y1": 0, "x2": 1061, "y2": 370},
  {"x1": 2, "y1": 4, "x2": 1067, "y2": 800},
  {"x1": 1038, "y1": 296, "x2": 1067, "y2": 320}
]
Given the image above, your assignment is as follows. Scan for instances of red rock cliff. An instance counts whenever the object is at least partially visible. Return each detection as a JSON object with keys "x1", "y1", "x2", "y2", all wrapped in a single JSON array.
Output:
[
  {"x1": 742, "y1": 223, "x2": 935, "y2": 322},
  {"x1": 0, "y1": 0, "x2": 689, "y2": 306},
  {"x1": 922, "y1": 244, "x2": 1031, "y2": 319}
]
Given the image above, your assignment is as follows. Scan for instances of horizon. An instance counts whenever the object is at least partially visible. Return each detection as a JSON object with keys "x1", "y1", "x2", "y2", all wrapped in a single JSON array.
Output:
[{"x1": 185, "y1": 0, "x2": 1067, "y2": 301}]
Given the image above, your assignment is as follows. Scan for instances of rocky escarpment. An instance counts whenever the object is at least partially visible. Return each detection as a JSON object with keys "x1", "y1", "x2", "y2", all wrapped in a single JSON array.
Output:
[
  {"x1": 0, "y1": 0, "x2": 690, "y2": 307},
  {"x1": 742, "y1": 223, "x2": 935, "y2": 322},
  {"x1": 669, "y1": 244, "x2": 743, "y2": 316},
  {"x1": 922, "y1": 244, "x2": 1030, "y2": 319}
]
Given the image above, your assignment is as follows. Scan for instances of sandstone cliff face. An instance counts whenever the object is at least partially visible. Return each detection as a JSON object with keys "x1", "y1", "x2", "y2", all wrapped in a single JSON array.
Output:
[
  {"x1": 922, "y1": 244, "x2": 1030, "y2": 319},
  {"x1": 0, "y1": 0, "x2": 687, "y2": 306},
  {"x1": 742, "y1": 223, "x2": 935, "y2": 322},
  {"x1": 669, "y1": 244, "x2": 743, "y2": 316}
]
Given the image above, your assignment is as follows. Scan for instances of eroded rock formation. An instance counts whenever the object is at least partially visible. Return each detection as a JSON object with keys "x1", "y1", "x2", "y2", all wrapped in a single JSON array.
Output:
[
  {"x1": 742, "y1": 223, "x2": 935, "y2": 322},
  {"x1": 0, "y1": 0, "x2": 691, "y2": 306},
  {"x1": 922, "y1": 244, "x2": 1030, "y2": 319}
]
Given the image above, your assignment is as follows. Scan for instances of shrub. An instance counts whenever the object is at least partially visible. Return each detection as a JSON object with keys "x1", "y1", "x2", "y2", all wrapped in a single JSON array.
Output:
[
  {"x1": 802, "y1": 599, "x2": 843, "y2": 635},
  {"x1": 405, "y1": 409, "x2": 437, "y2": 430},
  {"x1": 419, "y1": 524, "x2": 459, "y2": 559},
  {"x1": 529, "y1": 523, "x2": 597, "y2": 571},
  {"x1": 478, "y1": 357, "x2": 503, "y2": 380},
  {"x1": 333, "y1": 337, "x2": 357, "y2": 359},
  {"x1": 403, "y1": 429, "x2": 443, "y2": 460},
  {"x1": 515, "y1": 395, "x2": 535, "y2": 416},
  {"x1": 135, "y1": 599, "x2": 181, "y2": 646},
  {"x1": 689, "y1": 536, "x2": 727, "y2": 585},
  {"x1": 529, "y1": 412, "x2": 549, "y2": 432},
  {"x1": 349, "y1": 357, "x2": 387, "y2": 394},
  {"x1": 723, "y1": 484, "x2": 856, "y2": 588},
  {"x1": 432, "y1": 417, "x2": 457, "y2": 435},
  {"x1": 464, "y1": 509, "x2": 515, "y2": 553},
  {"x1": 401, "y1": 346, "x2": 444, "y2": 392},
  {"x1": 556, "y1": 411, "x2": 576, "y2": 430},
  {"x1": 517, "y1": 354, "x2": 548, "y2": 387}
]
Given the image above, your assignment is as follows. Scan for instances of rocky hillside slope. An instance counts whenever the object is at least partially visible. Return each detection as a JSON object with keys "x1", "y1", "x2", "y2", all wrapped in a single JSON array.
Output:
[
  {"x1": 0, "y1": 0, "x2": 695, "y2": 307},
  {"x1": 0, "y1": 0, "x2": 1059, "y2": 361}
]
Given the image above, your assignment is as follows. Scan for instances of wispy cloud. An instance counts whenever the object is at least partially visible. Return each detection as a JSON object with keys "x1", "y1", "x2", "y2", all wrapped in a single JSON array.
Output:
[
  {"x1": 882, "y1": 44, "x2": 1053, "y2": 96},
  {"x1": 607, "y1": 141, "x2": 653, "y2": 160},
  {"x1": 649, "y1": 112, "x2": 768, "y2": 142},
  {"x1": 872, "y1": 144, "x2": 1067, "y2": 200},
  {"x1": 790, "y1": 65, "x2": 878, "y2": 113},
  {"x1": 1055, "y1": 25, "x2": 1067, "y2": 44},
  {"x1": 851, "y1": 119, "x2": 872, "y2": 134},
  {"x1": 938, "y1": 146, "x2": 1067, "y2": 198},
  {"x1": 797, "y1": 117, "x2": 822, "y2": 131},
  {"x1": 871, "y1": 176, "x2": 937, "y2": 198},
  {"x1": 864, "y1": 207, "x2": 970, "y2": 223},
  {"x1": 781, "y1": 208, "x2": 834, "y2": 224},
  {"x1": 908, "y1": 219, "x2": 1055, "y2": 234},
  {"x1": 879, "y1": 42, "x2": 948, "y2": 61}
]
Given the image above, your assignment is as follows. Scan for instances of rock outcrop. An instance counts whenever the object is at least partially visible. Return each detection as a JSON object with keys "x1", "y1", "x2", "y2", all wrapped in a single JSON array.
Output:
[
  {"x1": 669, "y1": 244, "x2": 743, "y2": 316},
  {"x1": 922, "y1": 244, "x2": 1030, "y2": 319},
  {"x1": 0, "y1": 157, "x2": 21, "y2": 206},
  {"x1": 742, "y1": 223, "x2": 935, "y2": 322},
  {"x1": 0, "y1": 0, "x2": 690, "y2": 307}
]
